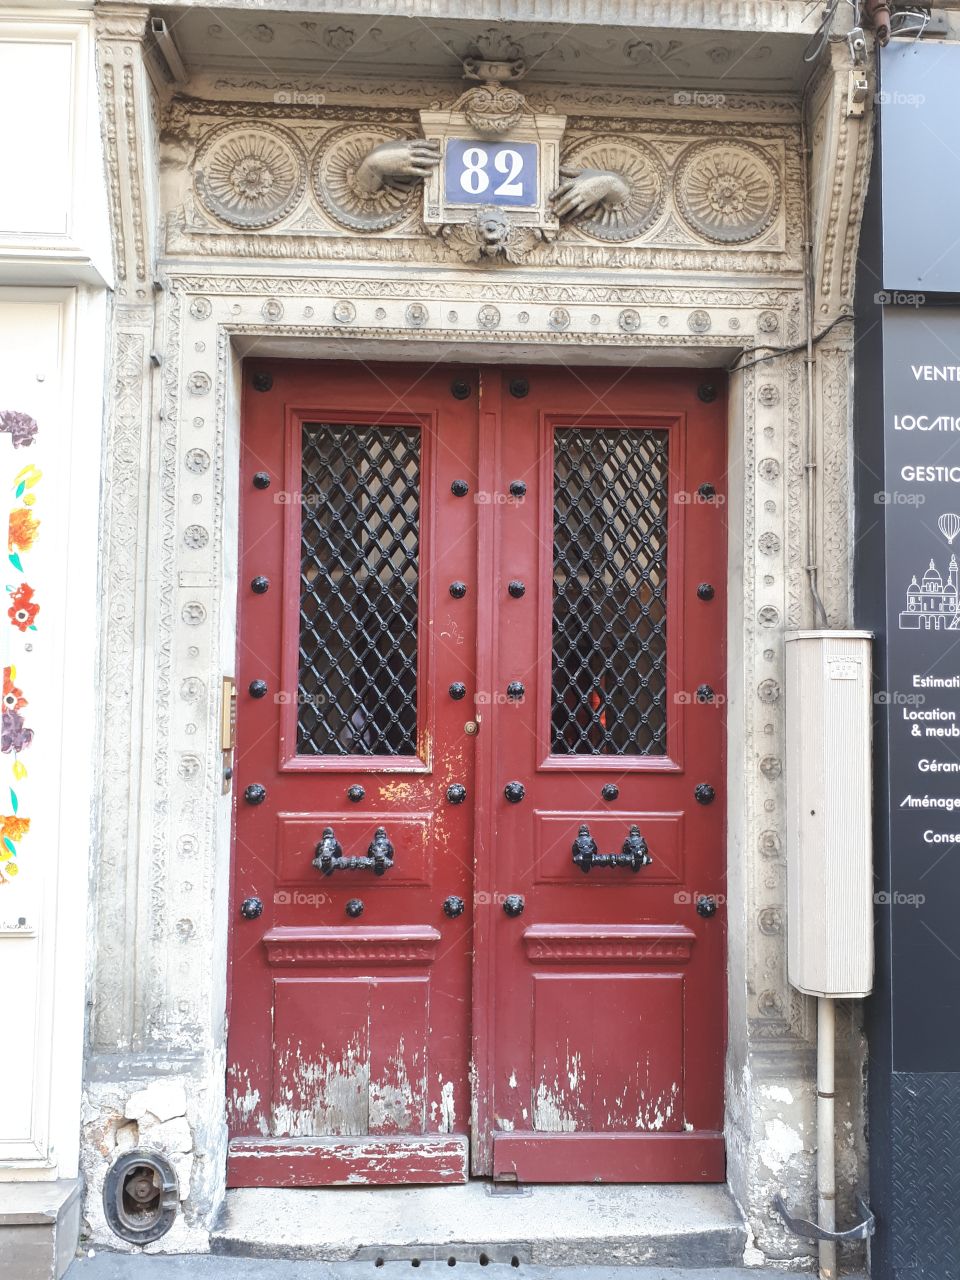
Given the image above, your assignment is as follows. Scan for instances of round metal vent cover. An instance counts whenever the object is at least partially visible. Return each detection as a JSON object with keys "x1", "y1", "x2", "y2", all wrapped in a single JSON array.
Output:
[{"x1": 103, "y1": 1150, "x2": 179, "y2": 1244}]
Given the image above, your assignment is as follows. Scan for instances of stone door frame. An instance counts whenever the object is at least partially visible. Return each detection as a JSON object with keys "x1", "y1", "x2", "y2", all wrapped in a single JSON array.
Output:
[{"x1": 84, "y1": 263, "x2": 845, "y2": 1252}]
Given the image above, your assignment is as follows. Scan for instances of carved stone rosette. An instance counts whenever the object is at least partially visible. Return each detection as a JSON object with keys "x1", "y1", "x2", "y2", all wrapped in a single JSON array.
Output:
[
  {"x1": 194, "y1": 122, "x2": 307, "y2": 229},
  {"x1": 675, "y1": 140, "x2": 782, "y2": 244},
  {"x1": 313, "y1": 125, "x2": 422, "y2": 232},
  {"x1": 558, "y1": 136, "x2": 666, "y2": 241}
]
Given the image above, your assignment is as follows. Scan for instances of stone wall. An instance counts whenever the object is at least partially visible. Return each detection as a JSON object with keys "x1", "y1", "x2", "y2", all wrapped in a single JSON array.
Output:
[{"x1": 85, "y1": 5, "x2": 873, "y2": 1258}]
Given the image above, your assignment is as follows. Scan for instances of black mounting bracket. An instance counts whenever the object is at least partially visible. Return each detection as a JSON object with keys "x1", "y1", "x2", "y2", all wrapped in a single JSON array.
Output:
[{"x1": 773, "y1": 1193, "x2": 875, "y2": 1244}]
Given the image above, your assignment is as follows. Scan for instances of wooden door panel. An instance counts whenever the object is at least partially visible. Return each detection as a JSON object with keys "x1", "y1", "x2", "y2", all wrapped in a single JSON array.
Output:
[
  {"x1": 271, "y1": 976, "x2": 430, "y2": 1137},
  {"x1": 281, "y1": 976, "x2": 431, "y2": 1136},
  {"x1": 275, "y1": 812, "x2": 435, "y2": 887},
  {"x1": 228, "y1": 362, "x2": 477, "y2": 1186},
  {"x1": 481, "y1": 367, "x2": 727, "y2": 1182},
  {"x1": 532, "y1": 810, "x2": 686, "y2": 885},
  {"x1": 530, "y1": 974, "x2": 685, "y2": 1133},
  {"x1": 491, "y1": 1133, "x2": 725, "y2": 1183}
]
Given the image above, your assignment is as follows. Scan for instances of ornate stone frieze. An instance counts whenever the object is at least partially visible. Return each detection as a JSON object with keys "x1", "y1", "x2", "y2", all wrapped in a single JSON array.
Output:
[
  {"x1": 162, "y1": 95, "x2": 798, "y2": 267},
  {"x1": 198, "y1": 79, "x2": 801, "y2": 123}
]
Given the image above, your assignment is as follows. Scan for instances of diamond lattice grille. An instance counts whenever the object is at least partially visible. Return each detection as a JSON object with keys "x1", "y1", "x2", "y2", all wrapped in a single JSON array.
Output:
[
  {"x1": 551, "y1": 426, "x2": 669, "y2": 756},
  {"x1": 298, "y1": 422, "x2": 421, "y2": 756}
]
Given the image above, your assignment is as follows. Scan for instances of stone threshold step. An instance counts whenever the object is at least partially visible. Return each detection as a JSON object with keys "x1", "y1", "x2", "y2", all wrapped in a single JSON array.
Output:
[
  {"x1": 68, "y1": 1262, "x2": 868, "y2": 1280},
  {"x1": 212, "y1": 1184, "x2": 747, "y2": 1268}
]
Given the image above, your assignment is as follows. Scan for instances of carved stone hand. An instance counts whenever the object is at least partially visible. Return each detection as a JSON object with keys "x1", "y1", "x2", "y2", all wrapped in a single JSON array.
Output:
[
  {"x1": 354, "y1": 139, "x2": 441, "y2": 195},
  {"x1": 550, "y1": 166, "x2": 631, "y2": 219}
]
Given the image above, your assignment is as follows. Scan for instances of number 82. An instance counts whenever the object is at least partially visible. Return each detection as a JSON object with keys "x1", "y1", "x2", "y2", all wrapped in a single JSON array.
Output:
[{"x1": 459, "y1": 147, "x2": 524, "y2": 198}]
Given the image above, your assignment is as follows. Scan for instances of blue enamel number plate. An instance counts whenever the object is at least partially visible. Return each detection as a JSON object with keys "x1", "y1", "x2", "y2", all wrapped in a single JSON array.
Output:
[{"x1": 444, "y1": 140, "x2": 539, "y2": 208}]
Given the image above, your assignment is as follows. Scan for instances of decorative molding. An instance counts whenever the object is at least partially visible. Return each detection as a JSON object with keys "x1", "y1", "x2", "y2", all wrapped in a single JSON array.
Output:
[
  {"x1": 92, "y1": 325, "x2": 151, "y2": 1051},
  {"x1": 438, "y1": 210, "x2": 553, "y2": 263},
  {"x1": 197, "y1": 81, "x2": 803, "y2": 122},
  {"x1": 194, "y1": 122, "x2": 308, "y2": 229},
  {"x1": 522, "y1": 924, "x2": 695, "y2": 964},
  {"x1": 165, "y1": 275, "x2": 794, "y2": 308},
  {"x1": 807, "y1": 43, "x2": 875, "y2": 319},
  {"x1": 96, "y1": 5, "x2": 154, "y2": 297},
  {"x1": 263, "y1": 926, "x2": 442, "y2": 967},
  {"x1": 674, "y1": 140, "x2": 781, "y2": 244},
  {"x1": 819, "y1": 342, "x2": 854, "y2": 626}
]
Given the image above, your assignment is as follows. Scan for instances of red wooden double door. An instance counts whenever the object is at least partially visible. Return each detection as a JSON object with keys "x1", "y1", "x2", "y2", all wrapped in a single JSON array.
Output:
[{"x1": 227, "y1": 361, "x2": 727, "y2": 1187}]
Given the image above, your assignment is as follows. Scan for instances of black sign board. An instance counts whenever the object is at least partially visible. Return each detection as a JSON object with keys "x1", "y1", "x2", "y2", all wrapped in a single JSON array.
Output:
[{"x1": 879, "y1": 305, "x2": 960, "y2": 1070}]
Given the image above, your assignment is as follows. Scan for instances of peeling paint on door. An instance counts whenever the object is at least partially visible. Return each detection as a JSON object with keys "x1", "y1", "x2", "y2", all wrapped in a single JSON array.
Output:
[
  {"x1": 439, "y1": 1080, "x2": 456, "y2": 1133},
  {"x1": 533, "y1": 1080, "x2": 578, "y2": 1133}
]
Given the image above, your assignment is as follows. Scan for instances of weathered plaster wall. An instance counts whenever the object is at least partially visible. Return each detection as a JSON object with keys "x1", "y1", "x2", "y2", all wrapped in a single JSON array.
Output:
[{"x1": 85, "y1": 5, "x2": 873, "y2": 1261}]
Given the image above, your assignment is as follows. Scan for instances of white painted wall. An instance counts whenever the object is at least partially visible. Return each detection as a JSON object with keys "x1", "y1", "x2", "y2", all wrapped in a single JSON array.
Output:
[
  {"x1": 0, "y1": 287, "x2": 105, "y2": 1181},
  {"x1": 0, "y1": 11, "x2": 111, "y2": 287},
  {"x1": 0, "y1": 6, "x2": 108, "y2": 1186}
]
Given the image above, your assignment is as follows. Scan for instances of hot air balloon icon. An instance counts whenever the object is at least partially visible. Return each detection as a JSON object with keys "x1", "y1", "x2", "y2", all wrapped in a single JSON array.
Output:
[{"x1": 940, "y1": 513, "x2": 960, "y2": 546}]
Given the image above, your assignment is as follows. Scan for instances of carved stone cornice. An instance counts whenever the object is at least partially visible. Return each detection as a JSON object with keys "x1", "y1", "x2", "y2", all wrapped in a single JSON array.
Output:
[
  {"x1": 806, "y1": 39, "x2": 875, "y2": 320},
  {"x1": 94, "y1": 2, "x2": 149, "y2": 42},
  {"x1": 196, "y1": 80, "x2": 802, "y2": 123},
  {"x1": 114, "y1": 0, "x2": 821, "y2": 37}
]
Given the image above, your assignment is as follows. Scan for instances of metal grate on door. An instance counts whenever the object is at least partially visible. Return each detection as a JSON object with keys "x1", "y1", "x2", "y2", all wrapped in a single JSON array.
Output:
[
  {"x1": 298, "y1": 422, "x2": 421, "y2": 756},
  {"x1": 551, "y1": 425, "x2": 669, "y2": 756}
]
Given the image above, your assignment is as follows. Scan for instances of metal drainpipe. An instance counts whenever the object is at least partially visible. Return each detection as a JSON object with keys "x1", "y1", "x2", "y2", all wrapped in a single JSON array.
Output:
[
  {"x1": 817, "y1": 996, "x2": 838, "y2": 1280},
  {"x1": 800, "y1": 71, "x2": 836, "y2": 1280}
]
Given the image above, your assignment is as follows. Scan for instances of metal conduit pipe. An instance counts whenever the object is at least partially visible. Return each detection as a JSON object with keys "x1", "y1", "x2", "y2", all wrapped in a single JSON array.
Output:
[
  {"x1": 801, "y1": 59, "x2": 836, "y2": 1280},
  {"x1": 817, "y1": 996, "x2": 838, "y2": 1280}
]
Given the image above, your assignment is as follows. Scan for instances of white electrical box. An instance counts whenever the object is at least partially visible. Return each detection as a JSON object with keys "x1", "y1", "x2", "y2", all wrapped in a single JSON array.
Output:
[{"x1": 784, "y1": 630, "x2": 874, "y2": 998}]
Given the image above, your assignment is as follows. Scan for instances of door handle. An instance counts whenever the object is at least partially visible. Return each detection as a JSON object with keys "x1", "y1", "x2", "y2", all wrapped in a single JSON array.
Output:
[
  {"x1": 571, "y1": 824, "x2": 652, "y2": 873},
  {"x1": 312, "y1": 826, "x2": 395, "y2": 877}
]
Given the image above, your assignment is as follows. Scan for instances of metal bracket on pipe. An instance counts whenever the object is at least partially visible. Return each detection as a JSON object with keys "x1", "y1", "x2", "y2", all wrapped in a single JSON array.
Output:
[{"x1": 773, "y1": 1194, "x2": 875, "y2": 1243}]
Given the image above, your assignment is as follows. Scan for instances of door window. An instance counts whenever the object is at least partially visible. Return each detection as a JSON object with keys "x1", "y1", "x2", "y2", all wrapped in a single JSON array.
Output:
[
  {"x1": 550, "y1": 424, "x2": 670, "y2": 756},
  {"x1": 298, "y1": 421, "x2": 421, "y2": 756}
]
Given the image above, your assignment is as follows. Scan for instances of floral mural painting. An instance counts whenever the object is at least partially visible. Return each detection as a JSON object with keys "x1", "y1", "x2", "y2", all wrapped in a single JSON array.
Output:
[
  {"x1": 0, "y1": 410, "x2": 38, "y2": 449},
  {"x1": 0, "y1": 421, "x2": 39, "y2": 886}
]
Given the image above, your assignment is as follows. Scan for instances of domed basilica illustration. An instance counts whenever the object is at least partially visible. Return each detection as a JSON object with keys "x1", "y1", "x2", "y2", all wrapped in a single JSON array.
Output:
[{"x1": 900, "y1": 554, "x2": 960, "y2": 630}]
